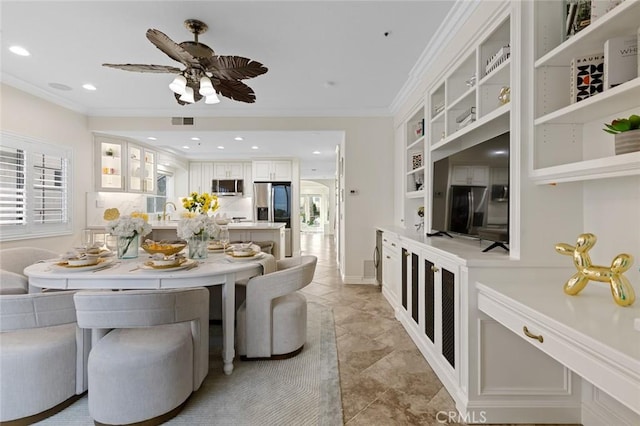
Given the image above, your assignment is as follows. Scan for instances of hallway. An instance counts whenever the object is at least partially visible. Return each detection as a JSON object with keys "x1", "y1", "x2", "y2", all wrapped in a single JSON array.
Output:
[
  {"x1": 299, "y1": 233, "x2": 574, "y2": 426},
  {"x1": 299, "y1": 232, "x2": 459, "y2": 425}
]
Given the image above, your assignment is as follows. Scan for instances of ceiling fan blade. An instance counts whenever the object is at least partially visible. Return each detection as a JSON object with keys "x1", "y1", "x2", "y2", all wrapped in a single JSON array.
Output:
[
  {"x1": 206, "y1": 56, "x2": 268, "y2": 80},
  {"x1": 103, "y1": 63, "x2": 182, "y2": 73},
  {"x1": 213, "y1": 79, "x2": 256, "y2": 103},
  {"x1": 146, "y1": 29, "x2": 199, "y2": 67}
]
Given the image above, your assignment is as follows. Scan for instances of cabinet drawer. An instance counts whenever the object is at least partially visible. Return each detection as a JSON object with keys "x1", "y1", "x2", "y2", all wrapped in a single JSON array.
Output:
[{"x1": 477, "y1": 288, "x2": 640, "y2": 415}]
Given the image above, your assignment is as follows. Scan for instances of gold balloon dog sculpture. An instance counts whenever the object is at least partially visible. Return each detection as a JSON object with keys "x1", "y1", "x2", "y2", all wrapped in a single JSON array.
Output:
[{"x1": 555, "y1": 233, "x2": 635, "y2": 307}]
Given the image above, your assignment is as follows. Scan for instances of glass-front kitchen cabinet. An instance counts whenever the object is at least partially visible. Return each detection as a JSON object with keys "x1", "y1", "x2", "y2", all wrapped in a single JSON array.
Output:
[
  {"x1": 95, "y1": 135, "x2": 156, "y2": 193},
  {"x1": 127, "y1": 144, "x2": 156, "y2": 194},
  {"x1": 96, "y1": 135, "x2": 126, "y2": 191}
]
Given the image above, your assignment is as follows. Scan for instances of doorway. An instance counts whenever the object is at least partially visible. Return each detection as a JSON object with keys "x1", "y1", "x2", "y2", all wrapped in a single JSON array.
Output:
[{"x1": 300, "y1": 180, "x2": 333, "y2": 235}]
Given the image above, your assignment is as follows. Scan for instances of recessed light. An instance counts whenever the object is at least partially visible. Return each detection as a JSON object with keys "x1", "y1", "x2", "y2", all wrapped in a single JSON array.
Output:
[
  {"x1": 217, "y1": 146, "x2": 225, "y2": 150},
  {"x1": 82, "y1": 83, "x2": 97, "y2": 91},
  {"x1": 147, "y1": 137, "x2": 157, "y2": 141},
  {"x1": 234, "y1": 136, "x2": 244, "y2": 141},
  {"x1": 163, "y1": 162, "x2": 171, "y2": 166},
  {"x1": 312, "y1": 151, "x2": 321, "y2": 155},
  {"x1": 48, "y1": 82, "x2": 72, "y2": 91},
  {"x1": 9, "y1": 46, "x2": 30, "y2": 56},
  {"x1": 191, "y1": 137, "x2": 200, "y2": 141},
  {"x1": 182, "y1": 146, "x2": 190, "y2": 149},
  {"x1": 251, "y1": 146, "x2": 259, "y2": 150}
]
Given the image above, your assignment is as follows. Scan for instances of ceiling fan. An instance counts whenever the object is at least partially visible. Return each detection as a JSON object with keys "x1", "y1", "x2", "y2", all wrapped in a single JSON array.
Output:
[{"x1": 103, "y1": 19, "x2": 268, "y2": 105}]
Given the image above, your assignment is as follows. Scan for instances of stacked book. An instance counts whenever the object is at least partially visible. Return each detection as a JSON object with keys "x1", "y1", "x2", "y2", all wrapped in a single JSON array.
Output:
[
  {"x1": 569, "y1": 53, "x2": 604, "y2": 103},
  {"x1": 456, "y1": 106, "x2": 476, "y2": 129},
  {"x1": 604, "y1": 34, "x2": 638, "y2": 90}
]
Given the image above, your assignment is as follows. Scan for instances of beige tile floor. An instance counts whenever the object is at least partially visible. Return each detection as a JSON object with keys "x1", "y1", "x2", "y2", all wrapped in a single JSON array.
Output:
[{"x1": 298, "y1": 232, "x2": 580, "y2": 426}]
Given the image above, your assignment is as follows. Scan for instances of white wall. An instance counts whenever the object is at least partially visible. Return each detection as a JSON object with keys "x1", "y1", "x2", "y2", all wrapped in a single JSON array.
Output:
[{"x1": 0, "y1": 84, "x2": 93, "y2": 251}]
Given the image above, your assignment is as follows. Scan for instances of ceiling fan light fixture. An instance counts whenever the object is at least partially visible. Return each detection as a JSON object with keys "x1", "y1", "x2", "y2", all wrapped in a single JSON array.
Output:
[
  {"x1": 169, "y1": 74, "x2": 187, "y2": 95},
  {"x1": 179, "y1": 86, "x2": 195, "y2": 103},
  {"x1": 199, "y1": 76, "x2": 216, "y2": 96},
  {"x1": 205, "y1": 92, "x2": 220, "y2": 104}
]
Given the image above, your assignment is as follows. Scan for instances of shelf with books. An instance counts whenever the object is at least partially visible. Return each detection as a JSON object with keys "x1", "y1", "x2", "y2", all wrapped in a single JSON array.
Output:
[
  {"x1": 535, "y1": 0, "x2": 639, "y2": 67},
  {"x1": 532, "y1": 1, "x2": 639, "y2": 184},
  {"x1": 535, "y1": 77, "x2": 640, "y2": 125}
]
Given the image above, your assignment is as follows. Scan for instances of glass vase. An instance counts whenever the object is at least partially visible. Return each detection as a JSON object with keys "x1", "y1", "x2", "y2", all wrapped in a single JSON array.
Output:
[
  {"x1": 116, "y1": 234, "x2": 139, "y2": 259},
  {"x1": 188, "y1": 232, "x2": 208, "y2": 260}
]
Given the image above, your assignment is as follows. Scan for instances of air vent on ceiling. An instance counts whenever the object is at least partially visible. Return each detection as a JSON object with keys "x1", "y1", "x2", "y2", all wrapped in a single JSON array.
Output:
[{"x1": 171, "y1": 117, "x2": 195, "y2": 125}]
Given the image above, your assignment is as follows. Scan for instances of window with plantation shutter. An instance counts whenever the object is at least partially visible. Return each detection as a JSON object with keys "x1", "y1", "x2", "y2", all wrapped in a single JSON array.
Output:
[{"x1": 0, "y1": 132, "x2": 72, "y2": 241}]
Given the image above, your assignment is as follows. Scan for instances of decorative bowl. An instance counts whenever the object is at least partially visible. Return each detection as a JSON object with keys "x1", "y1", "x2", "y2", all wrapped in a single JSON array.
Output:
[
  {"x1": 67, "y1": 255, "x2": 100, "y2": 266},
  {"x1": 231, "y1": 247, "x2": 255, "y2": 257},
  {"x1": 141, "y1": 241, "x2": 186, "y2": 256},
  {"x1": 150, "y1": 257, "x2": 181, "y2": 267}
]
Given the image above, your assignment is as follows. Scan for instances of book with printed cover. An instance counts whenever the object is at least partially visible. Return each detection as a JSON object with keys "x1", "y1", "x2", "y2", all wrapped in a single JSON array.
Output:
[
  {"x1": 569, "y1": 53, "x2": 604, "y2": 103},
  {"x1": 604, "y1": 35, "x2": 638, "y2": 90}
]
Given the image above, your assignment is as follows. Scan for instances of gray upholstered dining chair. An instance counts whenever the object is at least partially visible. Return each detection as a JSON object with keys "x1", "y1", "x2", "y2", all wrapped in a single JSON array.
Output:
[
  {"x1": 0, "y1": 247, "x2": 59, "y2": 294},
  {"x1": 236, "y1": 255, "x2": 317, "y2": 359},
  {"x1": 73, "y1": 287, "x2": 209, "y2": 426},
  {"x1": 0, "y1": 291, "x2": 88, "y2": 423}
]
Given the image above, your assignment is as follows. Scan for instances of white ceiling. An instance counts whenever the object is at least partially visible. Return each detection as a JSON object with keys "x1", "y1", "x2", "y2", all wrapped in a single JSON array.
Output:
[{"x1": 1, "y1": 0, "x2": 461, "y2": 179}]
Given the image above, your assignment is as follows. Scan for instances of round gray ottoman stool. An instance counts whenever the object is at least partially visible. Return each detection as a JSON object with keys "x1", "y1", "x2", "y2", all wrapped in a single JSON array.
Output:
[{"x1": 88, "y1": 323, "x2": 193, "y2": 425}]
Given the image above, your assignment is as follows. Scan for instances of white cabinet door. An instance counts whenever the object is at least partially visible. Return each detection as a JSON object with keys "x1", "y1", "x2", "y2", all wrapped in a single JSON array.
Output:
[
  {"x1": 252, "y1": 160, "x2": 292, "y2": 181},
  {"x1": 127, "y1": 144, "x2": 156, "y2": 194},
  {"x1": 382, "y1": 235, "x2": 400, "y2": 307},
  {"x1": 95, "y1": 136, "x2": 126, "y2": 192},
  {"x1": 271, "y1": 160, "x2": 292, "y2": 181},
  {"x1": 189, "y1": 162, "x2": 213, "y2": 193},
  {"x1": 252, "y1": 161, "x2": 272, "y2": 181},
  {"x1": 451, "y1": 165, "x2": 489, "y2": 186},
  {"x1": 213, "y1": 162, "x2": 244, "y2": 179}
]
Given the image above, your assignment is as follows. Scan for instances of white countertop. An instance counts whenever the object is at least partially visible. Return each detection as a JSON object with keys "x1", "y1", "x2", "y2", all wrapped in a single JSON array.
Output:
[
  {"x1": 477, "y1": 275, "x2": 640, "y2": 415},
  {"x1": 477, "y1": 276, "x2": 640, "y2": 361},
  {"x1": 92, "y1": 221, "x2": 286, "y2": 231}
]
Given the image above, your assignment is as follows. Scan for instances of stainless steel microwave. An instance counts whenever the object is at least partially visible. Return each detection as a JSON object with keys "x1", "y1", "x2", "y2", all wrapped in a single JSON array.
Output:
[{"x1": 212, "y1": 179, "x2": 243, "y2": 196}]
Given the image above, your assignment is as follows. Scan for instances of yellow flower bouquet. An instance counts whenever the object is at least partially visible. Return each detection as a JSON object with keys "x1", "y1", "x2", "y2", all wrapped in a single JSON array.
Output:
[{"x1": 182, "y1": 192, "x2": 219, "y2": 216}]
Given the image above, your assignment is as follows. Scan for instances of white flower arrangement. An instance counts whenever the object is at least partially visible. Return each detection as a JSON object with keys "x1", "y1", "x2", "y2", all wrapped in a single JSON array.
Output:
[
  {"x1": 105, "y1": 214, "x2": 152, "y2": 238},
  {"x1": 177, "y1": 214, "x2": 216, "y2": 240}
]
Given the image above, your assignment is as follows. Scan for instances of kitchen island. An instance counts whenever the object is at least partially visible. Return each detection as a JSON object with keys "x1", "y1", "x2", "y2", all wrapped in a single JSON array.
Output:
[{"x1": 148, "y1": 221, "x2": 287, "y2": 259}]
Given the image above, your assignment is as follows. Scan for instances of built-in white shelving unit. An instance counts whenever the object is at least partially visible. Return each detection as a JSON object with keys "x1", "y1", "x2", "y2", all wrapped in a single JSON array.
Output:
[
  {"x1": 430, "y1": 14, "x2": 511, "y2": 161},
  {"x1": 404, "y1": 106, "x2": 426, "y2": 227}
]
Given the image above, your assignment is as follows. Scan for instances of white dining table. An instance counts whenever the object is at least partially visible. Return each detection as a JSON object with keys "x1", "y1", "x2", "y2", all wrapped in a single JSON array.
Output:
[{"x1": 24, "y1": 252, "x2": 266, "y2": 375}]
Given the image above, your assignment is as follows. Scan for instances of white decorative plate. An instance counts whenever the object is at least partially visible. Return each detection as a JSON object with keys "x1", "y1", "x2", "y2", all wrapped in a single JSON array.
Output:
[
  {"x1": 225, "y1": 251, "x2": 265, "y2": 262},
  {"x1": 140, "y1": 258, "x2": 197, "y2": 272},
  {"x1": 52, "y1": 257, "x2": 114, "y2": 272}
]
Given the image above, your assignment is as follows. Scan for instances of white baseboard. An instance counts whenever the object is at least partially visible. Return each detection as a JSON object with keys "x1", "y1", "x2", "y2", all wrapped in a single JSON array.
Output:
[
  {"x1": 341, "y1": 275, "x2": 377, "y2": 284},
  {"x1": 581, "y1": 381, "x2": 640, "y2": 426}
]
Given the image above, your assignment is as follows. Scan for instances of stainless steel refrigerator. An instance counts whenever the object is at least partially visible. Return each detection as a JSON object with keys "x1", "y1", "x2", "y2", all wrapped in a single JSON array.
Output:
[
  {"x1": 448, "y1": 185, "x2": 488, "y2": 236},
  {"x1": 254, "y1": 182, "x2": 292, "y2": 256}
]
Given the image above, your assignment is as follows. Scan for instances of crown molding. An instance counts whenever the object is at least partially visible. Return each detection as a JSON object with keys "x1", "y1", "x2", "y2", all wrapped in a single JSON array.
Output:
[
  {"x1": 1, "y1": 73, "x2": 89, "y2": 115},
  {"x1": 389, "y1": 0, "x2": 481, "y2": 115}
]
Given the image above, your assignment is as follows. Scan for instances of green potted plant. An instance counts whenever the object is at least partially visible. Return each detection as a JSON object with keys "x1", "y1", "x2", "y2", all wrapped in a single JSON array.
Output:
[{"x1": 603, "y1": 114, "x2": 640, "y2": 155}]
